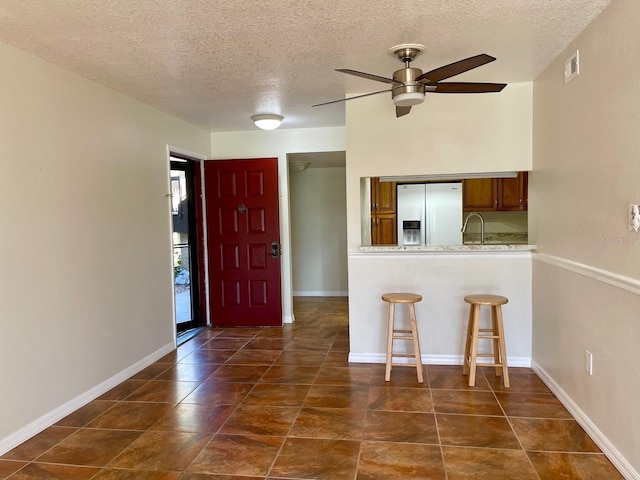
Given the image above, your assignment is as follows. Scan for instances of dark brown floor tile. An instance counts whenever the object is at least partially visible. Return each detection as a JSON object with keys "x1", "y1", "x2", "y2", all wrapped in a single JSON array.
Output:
[
  {"x1": 55, "y1": 400, "x2": 117, "y2": 427},
  {"x1": 285, "y1": 338, "x2": 333, "y2": 352},
  {"x1": 289, "y1": 407, "x2": 365, "y2": 440},
  {"x1": 220, "y1": 405, "x2": 299, "y2": 436},
  {"x1": 7, "y1": 463, "x2": 100, "y2": 479},
  {"x1": 150, "y1": 404, "x2": 235, "y2": 433},
  {"x1": 363, "y1": 410, "x2": 439, "y2": 443},
  {"x1": 367, "y1": 386, "x2": 433, "y2": 412},
  {"x1": 432, "y1": 390, "x2": 504, "y2": 415},
  {"x1": 242, "y1": 338, "x2": 289, "y2": 350},
  {"x1": 274, "y1": 350, "x2": 327, "y2": 366},
  {"x1": 154, "y1": 363, "x2": 221, "y2": 382},
  {"x1": 527, "y1": 451, "x2": 624, "y2": 479},
  {"x1": 304, "y1": 385, "x2": 370, "y2": 409},
  {"x1": 330, "y1": 339, "x2": 351, "y2": 352},
  {"x1": 323, "y1": 351, "x2": 349, "y2": 366},
  {"x1": 314, "y1": 366, "x2": 373, "y2": 386},
  {"x1": 87, "y1": 402, "x2": 174, "y2": 430},
  {"x1": 510, "y1": 418, "x2": 601, "y2": 452},
  {"x1": 369, "y1": 365, "x2": 428, "y2": 388},
  {"x1": 225, "y1": 349, "x2": 281, "y2": 365},
  {"x1": 1, "y1": 426, "x2": 76, "y2": 461},
  {"x1": 187, "y1": 434, "x2": 283, "y2": 476},
  {"x1": 201, "y1": 338, "x2": 250, "y2": 350},
  {"x1": 242, "y1": 383, "x2": 310, "y2": 406},
  {"x1": 437, "y1": 414, "x2": 521, "y2": 449},
  {"x1": 443, "y1": 446, "x2": 538, "y2": 479},
  {"x1": 109, "y1": 431, "x2": 210, "y2": 471},
  {"x1": 37, "y1": 429, "x2": 140, "y2": 466},
  {"x1": 98, "y1": 379, "x2": 149, "y2": 400},
  {"x1": 182, "y1": 381, "x2": 253, "y2": 405},
  {"x1": 125, "y1": 380, "x2": 200, "y2": 403},
  {"x1": 207, "y1": 365, "x2": 269, "y2": 383},
  {"x1": 496, "y1": 391, "x2": 573, "y2": 418},
  {"x1": 215, "y1": 328, "x2": 263, "y2": 338},
  {"x1": 181, "y1": 350, "x2": 236, "y2": 364},
  {"x1": 427, "y1": 365, "x2": 491, "y2": 390},
  {"x1": 93, "y1": 469, "x2": 180, "y2": 479},
  {"x1": 357, "y1": 441, "x2": 446, "y2": 480},
  {"x1": 179, "y1": 474, "x2": 262, "y2": 480},
  {"x1": 131, "y1": 363, "x2": 172, "y2": 380},
  {"x1": 269, "y1": 437, "x2": 360, "y2": 479},
  {"x1": 483, "y1": 370, "x2": 552, "y2": 393},
  {"x1": 0, "y1": 459, "x2": 27, "y2": 477},
  {"x1": 259, "y1": 365, "x2": 319, "y2": 384}
]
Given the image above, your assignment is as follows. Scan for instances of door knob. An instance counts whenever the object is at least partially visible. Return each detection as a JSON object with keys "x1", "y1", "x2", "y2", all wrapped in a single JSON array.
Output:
[{"x1": 271, "y1": 242, "x2": 280, "y2": 259}]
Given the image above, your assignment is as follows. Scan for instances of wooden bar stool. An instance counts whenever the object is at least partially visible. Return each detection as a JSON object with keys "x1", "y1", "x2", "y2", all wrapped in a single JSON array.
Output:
[
  {"x1": 463, "y1": 294, "x2": 510, "y2": 388},
  {"x1": 382, "y1": 292, "x2": 423, "y2": 383}
]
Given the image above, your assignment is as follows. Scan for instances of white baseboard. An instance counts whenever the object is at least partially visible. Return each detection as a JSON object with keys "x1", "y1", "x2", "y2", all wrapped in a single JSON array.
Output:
[
  {"x1": 532, "y1": 361, "x2": 639, "y2": 480},
  {"x1": 348, "y1": 352, "x2": 531, "y2": 368},
  {"x1": 0, "y1": 342, "x2": 175, "y2": 456},
  {"x1": 292, "y1": 290, "x2": 348, "y2": 297}
]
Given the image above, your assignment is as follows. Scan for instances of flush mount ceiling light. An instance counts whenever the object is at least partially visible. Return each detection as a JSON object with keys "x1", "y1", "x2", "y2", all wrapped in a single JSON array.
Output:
[{"x1": 251, "y1": 114, "x2": 284, "y2": 130}]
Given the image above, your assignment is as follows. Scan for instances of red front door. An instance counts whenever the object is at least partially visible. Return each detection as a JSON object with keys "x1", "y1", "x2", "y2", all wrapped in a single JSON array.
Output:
[{"x1": 204, "y1": 158, "x2": 282, "y2": 327}]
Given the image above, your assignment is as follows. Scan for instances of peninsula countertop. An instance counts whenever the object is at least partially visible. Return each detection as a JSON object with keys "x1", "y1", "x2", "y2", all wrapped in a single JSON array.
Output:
[{"x1": 359, "y1": 244, "x2": 536, "y2": 253}]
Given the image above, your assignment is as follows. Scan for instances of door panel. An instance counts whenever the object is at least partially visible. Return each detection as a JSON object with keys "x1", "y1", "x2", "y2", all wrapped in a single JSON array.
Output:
[{"x1": 205, "y1": 158, "x2": 282, "y2": 327}]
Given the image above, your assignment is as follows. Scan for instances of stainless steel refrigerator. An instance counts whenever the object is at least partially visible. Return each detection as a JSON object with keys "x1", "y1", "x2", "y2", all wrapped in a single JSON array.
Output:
[{"x1": 396, "y1": 183, "x2": 463, "y2": 245}]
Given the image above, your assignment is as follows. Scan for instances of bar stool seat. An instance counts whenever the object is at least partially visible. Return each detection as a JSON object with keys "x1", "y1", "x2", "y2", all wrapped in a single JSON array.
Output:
[
  {"x1": 463, "y1": 294, "x2": 510, "y2": 388},
  {"x1": 382, "y1": 292, "x2": 423, "y2": 383}
]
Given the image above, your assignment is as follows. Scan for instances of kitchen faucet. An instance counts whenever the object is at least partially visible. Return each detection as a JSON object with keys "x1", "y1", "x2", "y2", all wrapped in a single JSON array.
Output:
[{"x1": 461, "y1": 212, "x2": 485, "y2": 244}]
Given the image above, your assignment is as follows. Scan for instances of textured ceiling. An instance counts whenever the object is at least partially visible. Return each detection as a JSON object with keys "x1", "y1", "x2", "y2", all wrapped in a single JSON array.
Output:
[{"x1": 0, "y1": 0, "x2": 611, "y2": 132}]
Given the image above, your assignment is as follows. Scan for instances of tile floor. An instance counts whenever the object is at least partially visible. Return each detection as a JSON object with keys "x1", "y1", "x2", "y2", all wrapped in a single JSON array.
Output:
[{"x1": 0, "y1": 297, "x2": 624, "y2": 479}]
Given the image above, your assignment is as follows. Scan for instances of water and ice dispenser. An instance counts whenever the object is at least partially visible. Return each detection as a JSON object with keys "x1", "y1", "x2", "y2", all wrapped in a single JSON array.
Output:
[{"x1": 402, "y1": 220, "x2": 422, "y2": 245}]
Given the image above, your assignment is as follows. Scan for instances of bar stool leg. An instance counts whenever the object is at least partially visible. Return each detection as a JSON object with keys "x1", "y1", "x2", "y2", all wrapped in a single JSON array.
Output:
[
  {"x1": 491, "y1": 306, "x2": 501, "y2": 378},
  {"x1": 468, "y1": 304, "x2": 481, "y2": 387},
  {"x1": 385, "y1": 303, "x2": 395, "y2": 382},
  {"x1": 408, "y1": 303, "x2": 424, "y2": 383},
  {"x1": 495, "y1": 305, "x2": 510, "y2": 388},
  {"x1": 463, "y1": 303, "x2": 474, "y2": 376}
]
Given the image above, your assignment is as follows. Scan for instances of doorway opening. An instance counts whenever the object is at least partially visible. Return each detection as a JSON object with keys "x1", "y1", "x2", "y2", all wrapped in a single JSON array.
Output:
[{"x1": 170, "y1": 156, "x2": 204, "y2": 333}]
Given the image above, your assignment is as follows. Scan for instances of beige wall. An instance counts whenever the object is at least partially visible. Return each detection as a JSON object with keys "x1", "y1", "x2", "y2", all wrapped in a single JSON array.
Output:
[
  {"x1": 290, "y1": 166, "x2": 348, "y2": 296},
  {"x1": 532, "y1": 0, "x2": 640, "y2": 474},
  {"x1": 0, "y1": 40, "x2": 210, "y2": 450}
]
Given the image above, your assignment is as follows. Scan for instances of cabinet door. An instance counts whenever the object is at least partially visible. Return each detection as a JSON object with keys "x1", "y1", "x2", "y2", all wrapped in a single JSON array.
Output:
[
  {"x1": 463, "y1": 178, "x2": 497, "y2": 211},
  {"x1": 371, "y1": 178, "x2": 396, "y2": 214},
  {"x1": 372, "y1": 215, "x2": 397, "y2": 245},
  {"x1": 498, "y1": 173, "x2": 525, "y2": 211}
]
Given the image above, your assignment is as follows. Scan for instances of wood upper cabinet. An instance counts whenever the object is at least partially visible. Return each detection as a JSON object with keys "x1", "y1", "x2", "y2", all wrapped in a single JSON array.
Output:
[
  {"x1": 463, "y1": 173, "x2": 528, "y2": 212},
  {"x1": 371, "y1": 177, "x2": 397, "y2": 245},
  {"x1": 463, "y1": 178, "x2": 498, "y2": 211},
  {"x1": 498, "y1": 172, "x2": 527, "y2": 211}
]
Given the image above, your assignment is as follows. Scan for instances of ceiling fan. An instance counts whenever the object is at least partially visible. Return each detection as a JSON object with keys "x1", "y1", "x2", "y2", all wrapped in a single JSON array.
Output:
[{"x1": 313, "y1": 44, "x2": 507, "y2": 118}]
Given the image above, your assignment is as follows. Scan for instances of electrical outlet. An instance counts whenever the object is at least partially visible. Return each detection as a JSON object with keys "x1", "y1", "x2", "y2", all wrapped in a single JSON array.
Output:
[
  {"x1": 630, "y1": 204, "x2": 640, "y2": 231},
  {"x1": 585, "y1": 350, "x2": 593, "y2": 375}
]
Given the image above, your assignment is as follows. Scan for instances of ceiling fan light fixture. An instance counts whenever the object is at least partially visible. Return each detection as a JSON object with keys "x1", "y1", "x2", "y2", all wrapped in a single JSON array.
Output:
[
  {"x1": 393, "y1": 92, "x2": 425, "y2": 107},
  {"x1": 251, "y1": 114, "x2": 283, "y2": 130}
]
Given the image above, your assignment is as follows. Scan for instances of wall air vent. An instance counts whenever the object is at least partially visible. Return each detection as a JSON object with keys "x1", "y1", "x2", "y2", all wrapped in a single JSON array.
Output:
[{"x1": 564, "y1": 50, "x2": 580, "y2": 84}]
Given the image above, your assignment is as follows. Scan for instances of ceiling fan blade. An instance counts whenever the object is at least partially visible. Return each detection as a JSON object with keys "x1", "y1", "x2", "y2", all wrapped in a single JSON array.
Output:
[
  {"x1": 431, "y1": 82, "x2": 507, "y2": 93},
  {"x1": 396, "y1": 106, "x2": 412, "y2": 117},
  {"x1": 312, "y1": 89, "x2": 392, "y2": 107},
  {"x1": 336, "y1": 69, "x2": 403, "y2": 86},
  {"x1": 416, "y1": 54, "x2": 496, "y2": 83}
]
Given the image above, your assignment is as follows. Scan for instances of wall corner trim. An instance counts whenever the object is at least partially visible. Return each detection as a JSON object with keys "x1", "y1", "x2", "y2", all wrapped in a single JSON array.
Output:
[
  {"x1": 533, "y1": 253, "x2": 640, "y2": 296},
  {"x1": 532, "y1": 361, "x2": 640, "y2": 480}
]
